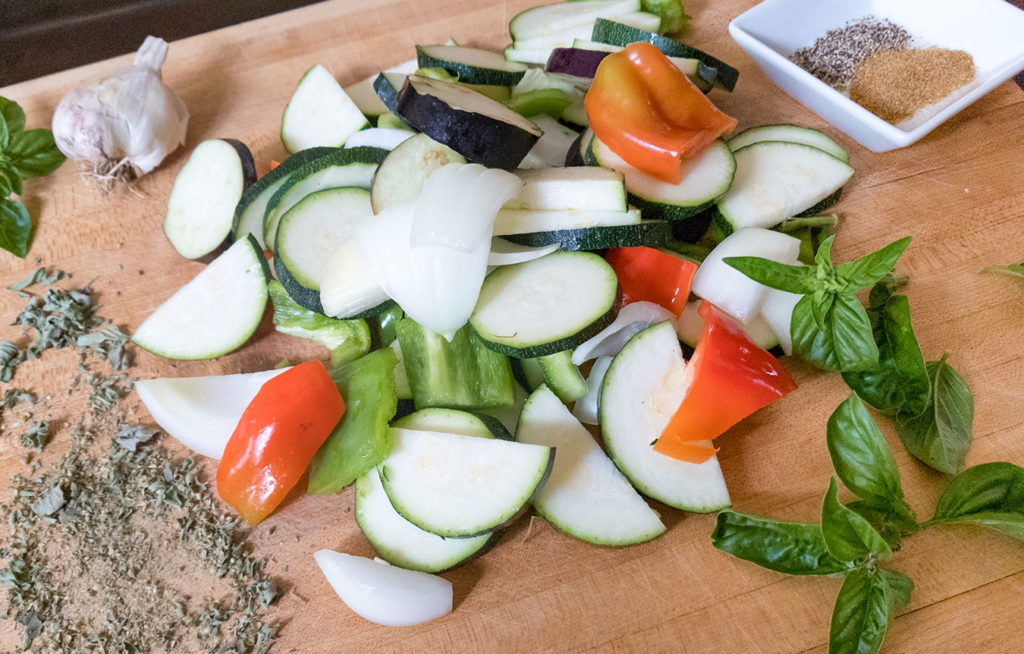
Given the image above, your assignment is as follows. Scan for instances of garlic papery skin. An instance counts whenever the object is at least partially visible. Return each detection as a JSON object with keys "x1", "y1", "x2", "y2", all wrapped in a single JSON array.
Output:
[{"x1": 51, "y1": 36, "x2": 189, "y2": 177}]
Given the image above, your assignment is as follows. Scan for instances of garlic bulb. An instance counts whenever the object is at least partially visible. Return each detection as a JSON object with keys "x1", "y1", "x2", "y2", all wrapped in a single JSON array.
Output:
[{"x1": 52, "y1": 36, "x2": 189, "y2": 177}]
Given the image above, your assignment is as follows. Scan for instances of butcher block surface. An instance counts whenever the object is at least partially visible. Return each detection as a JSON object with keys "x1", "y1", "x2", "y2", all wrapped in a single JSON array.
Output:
[{"x1": 2, "y1": 0, "x2": 1024, "y2": 651}]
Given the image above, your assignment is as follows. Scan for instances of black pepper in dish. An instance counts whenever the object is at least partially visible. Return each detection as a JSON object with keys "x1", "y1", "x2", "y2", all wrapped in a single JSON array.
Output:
[{"x1": 789, "y1": 17, "x2": 911, "y2": 90}]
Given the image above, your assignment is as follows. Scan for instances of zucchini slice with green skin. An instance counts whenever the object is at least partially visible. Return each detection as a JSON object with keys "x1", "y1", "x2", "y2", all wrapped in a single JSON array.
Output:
[
  {"x1": 396, "y1": 75, "x2": 542, "y2": 170},
  {"x1": 281, "y1": 64, "x2": 369, "y2": 153},
  {"x1": 370, "y1": 133, "x2": 466, "y2": 214},
  {"x1": 416, "y1": 44, "x2": 527, "y2": 86},
  {"x1": 273, "y1": 252, "x2": 324, "y2": 314},
  {"x1": 536, "y1": 351, "x2": 588, "y2": 403},
  {"x1": 500, "y1": 219, "x2": 671, "y2": 251},
  {"x1": 263, "y1": 146, "x2": 386, "y2": 250},
  {"x1": 471, "y1": 251, "x2": 620, "y2": 358},
  {"x1": 585, "y1": 132, "x2": 736, "y2": 223},
  {"x1": 343, "y1": 127, "x2": 415, "y2": 151},
  {"x1": 378, "y1": 427, "x2": 554, "y2": 538},
  {"x1": 517, "y1": 385, "x2": 666, "y2": 546},
  {"x1": 590, "y1": 18, "x2": 739, "y2": 91},
  {"x1": 600, "y1": 322, "x2": 731, "y2": 512},
  {"x1": 726, "y1": 124, "x2": 848, "y2": 161},
  {"x1": 232, "y1": 146, "x2": 335, "y2": 248},
  {"x1": 275, "y1": 187, "x2": 373, "y2": 290},
  {"x1": 714, "y1": 141, "x2": 854, "y2": 234},
  {"x1": 133, "y1": 236, "x2": 270, "y2": 360},
  {"x1": 164, "y1": 138, "x2": 257, "y2": 260},
  {"x1": 355, "y1": 467, "x2": 493, "y2": 573},
  {"x1": 509, "y1": 0, "x2": 641, "y2": 41},
  {"x1": 508, "y1": 167, "x2": 627, "y2": 212},
  {"x1": 394, "y1": 408, "x2": 508, "y2": 440},
  {"x1": 494, "y1": 206, "x2": 640, "y2": 236}
]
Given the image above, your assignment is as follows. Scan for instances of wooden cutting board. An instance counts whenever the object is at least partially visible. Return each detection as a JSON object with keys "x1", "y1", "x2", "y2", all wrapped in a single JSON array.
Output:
[{"x1": 2, "y1": 0, "x2": 1024, "y2": 651}]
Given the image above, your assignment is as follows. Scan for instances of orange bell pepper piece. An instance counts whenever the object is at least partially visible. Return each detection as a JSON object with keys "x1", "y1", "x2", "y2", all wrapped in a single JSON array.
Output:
[{"x1": 585, "y1": 42, "x2": 737, "y2": 184}]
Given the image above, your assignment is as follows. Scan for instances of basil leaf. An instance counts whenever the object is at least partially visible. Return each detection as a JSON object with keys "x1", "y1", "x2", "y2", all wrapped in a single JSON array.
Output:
[
  {"x1": 826, "y1": 395, "x2": 915, "y2": 522},
  {"x1": 822, "y1": 478, "x2": 892, "y2": 562},
  {"x1": 982, "y1": 264, "x2": 1024, "y2": 279},
  {"x1": 711, "y1": 510, "x2": 848, "y2": 576},
  {"x1": 0, "y1": 97, "x2": 26, "y2": 134},
  {"x1": 793, "y1": 294, "x2": 878, "y2": 372},
  {"x1": 879, "y1": 568, "x2": 913, "y2": 614},
  {"x1": 1, "y1": 161, "x2": 22, "y2": 196},
  {"x1": 834, "y1": 236, "x2": 911, "y2": 292},
  {"x1": 814, "y1": 234, "x2": 836, "y2": 269},
  {"x1": 0, "y1": 112, "x2": 8, "y2": 150},
  {"x1": 895, "y1": 355, "x2": 973, "y2": 474},
  {"x1": 828, "y1": 568, "x2": 890, "y2": 654},
  {"x1": 723, "y1": 256, "x2": 820, "y2": 295},
  {"x1": 846, "y1": 500, "x2": 919, "y2": 550},
  {"x1": 6, "y1": 129, "x2": 65, "y2": 179},
  {"x1": 809, "y1": 289, "x2": 834, "y2": 330},
  {"x1": 0, "y1": 197, "x2": 31, "y2": 258},
  {"x1": 930, "y1": 462, "x2": 1024, "y2": 540},
  {"x1": 842, "y1": 285, "x2": 930, "y2": 415}
]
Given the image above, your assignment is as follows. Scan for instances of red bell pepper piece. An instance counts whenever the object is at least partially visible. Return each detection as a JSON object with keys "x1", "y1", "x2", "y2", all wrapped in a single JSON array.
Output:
[
  {"x1": 654, "y1": 302, "x2": 797, "y2": 463},
  {"x1": 584, "y1": 42, "x2": 737, "y2": 184},
  {"x1": 217, "y1": 360, "x2": 346, "y2": 524},
  {"x1": 605, "y1": 246, "x2": 697, "y2": 317}
]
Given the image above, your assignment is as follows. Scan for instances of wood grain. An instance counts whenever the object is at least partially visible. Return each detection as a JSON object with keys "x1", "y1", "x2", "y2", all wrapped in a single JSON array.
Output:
[{"x1": 2, "y1": 0, "x2": 1023, "y2": 651}]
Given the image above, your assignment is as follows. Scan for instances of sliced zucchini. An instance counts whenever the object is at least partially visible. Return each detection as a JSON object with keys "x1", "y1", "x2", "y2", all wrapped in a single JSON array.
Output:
[
  {"x1": 164, "y1": 139, "x2": 256, "y2": 260},
  {"x1": 133, "y1": 236, "x2": 270, "y2": 360},
  {"x1": 714, "y1": 141, "x2": 854, "y2": 234},
  {"x1": 355, "y1": 467, "x2": 493, "y2": 573},
  {"x1": 471, "y1": 251, "x2": 620, "y2": 358},
  {"x1": 600, "y1": 322, "x2": 730, "y2": 511},
  {"x1": 616, "y1": 10, "x2": 662, "y2": 32},
  {"x1": 494, "y1": 206, "x2": 639, "y2": 236},
  {"x1": 513, "y1": 24, "x2": 597, "y2": 52},
  {"x1": 275, "y1": 187, "x2": 373, "y2": 290},
  {"x1": 509, "y1": 0, "x2": 641, "y2": 41},
  {"x1": 507, "y1": 167, "x2": 626, "y2": 212},
  {"x1": 590, "y1": 18, "x2": 739, "y2": 91},
  {"x1": 370, "y1": 133, "x2": 465, "y2": 213},
  {"x1": 281, "y1": 64, "x2": 369, "y2": 152},
  {"x1": 416, "y1": 44, "x2": 527, "y2": 86},
  {"x1": 396, "y1": 75, "x2": 541, "y2": 170},
  {"x1": 263, "y1": 146, "x2": 386, "y2": 250},
  {"x1": 344, "y1": 74, "x2": 390, "y2": 122},
  {"x1": 504, "y1": 45, "x2": 556, "y2": 66},
  {"x1": 273, "y1": 253, "x2": 323, "y2": 314},
  {"x1": 319, "y1": 239, "x2": 391, "y2": 319},
  {"x1": 536, "y1": 351, "x2": 588, "y2": 403},
  {"x1": 500, "y1": 219, "x2": 670, "y2": 251},
  {"x1": 378, "y1": 427, "x2": 554, "y2": 538},
  {"x1": 586, "y1": 133, "x2": 736, "y2": 223},
  {"x1": 394, "y1": 408, "x2": 504, "y2": 439},
  {"x1": 343, "y1": 127, "x2": 415, "y2": 151},
  {"x1": 233, "y1": 146, "x2": 335, "y2": 248},
  {"x1": 726, "y1": 124, "x2": 848, "y2": 161},
  {"x1": 518, "y1": 114, "x2": 582, "y2": 169},
  {"x1": 517, "y1": 385, "x2": 665, "y2": 545}
]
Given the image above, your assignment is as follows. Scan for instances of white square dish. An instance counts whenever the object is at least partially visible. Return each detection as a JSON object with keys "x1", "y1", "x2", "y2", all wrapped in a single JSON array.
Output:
[{"x1": 728, "y1": 0, "x2": 1024, "y2": 151}]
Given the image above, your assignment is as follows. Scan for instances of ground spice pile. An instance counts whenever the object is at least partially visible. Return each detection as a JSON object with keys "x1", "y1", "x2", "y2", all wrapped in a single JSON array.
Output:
[
  {"x1": 789, "y1": 17, "x2": 911, "y2": 91},
  {"x1": 0, "y1": 269, "x2": 281, "y2": 652},
  {"x1": 850, "y1": 47, "x2": 975, "y2": 123}
]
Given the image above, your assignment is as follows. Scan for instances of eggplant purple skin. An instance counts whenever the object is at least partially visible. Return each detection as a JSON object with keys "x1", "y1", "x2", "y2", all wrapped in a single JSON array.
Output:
[
  {"x1": 220, "y1": 138, "x2": 258, "y2": 189},
  {"x1": 395, "y1": 78, "x2": 539, "y2": 171},
  {"x1": 545, "y1": 48, "x2": 610, "y2": 79}
]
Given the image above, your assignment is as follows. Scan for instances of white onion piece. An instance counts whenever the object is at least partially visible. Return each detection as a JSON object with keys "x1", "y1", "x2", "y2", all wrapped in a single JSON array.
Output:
[
  {"x1": 518, "y1": 115, "x2": 580, "y2": 169},
  {"x1": 572, "y1": 355, "x2": 613, "y2": 425},
  {"x1": 344, "y1": 127, "x2": 415, "y2": 151},
  {"x1": 411, "y1": 163, "x2": 522, "y2": 252},
  {"x1": 760, "y1": 287, "x2": 801, "y2": 355},
  {"x1": 135, "y1": 368, "x2": 288, "y2": 459},
  {"x1": 691, "y1": 228, "x2": 801, "y2": 325},
  {"x1": 488, "y1": 238, "x2": 560, "y2": 266},
  {"x1": 313, "y1": 550, "x2": 452, "y2": 627},
  {"x1": 571, "y1": 301, "x2": 676, "y2": 365},
  {"x1": 355, "y1": 202, "x2": 486, "y2": 339},
  {"x1": 676, "y1": 299, "x2": 780, "y2": 351}
]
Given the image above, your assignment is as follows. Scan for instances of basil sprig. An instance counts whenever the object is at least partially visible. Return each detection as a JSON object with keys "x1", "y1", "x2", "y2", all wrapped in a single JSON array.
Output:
[
  {"x1": 0, "y1": 97, "x2": 65, "y2": 258},
  {"x1": 928, "y1": 462, "x2": 1024, "y2": 540},
  {"x1": 725, "y1": 235, "x2": 911, "y2": 372}
]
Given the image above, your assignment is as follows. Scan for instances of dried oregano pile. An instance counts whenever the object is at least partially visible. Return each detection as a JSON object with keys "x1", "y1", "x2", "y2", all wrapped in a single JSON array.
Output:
[{"x1": 0, "y1": 269, "x2": 281, "y2": 652}]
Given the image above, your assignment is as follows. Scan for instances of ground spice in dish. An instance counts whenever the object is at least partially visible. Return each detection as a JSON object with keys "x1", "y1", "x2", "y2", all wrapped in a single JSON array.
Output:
[
  {"x1": 789, "y1": 17, "x2": 911, "y2": 90},
  {"x1": 850, "y1": 47, "x2": 976, "y2": 123}
]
